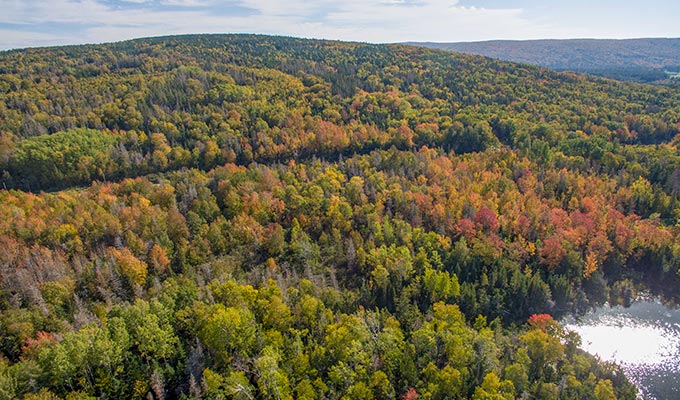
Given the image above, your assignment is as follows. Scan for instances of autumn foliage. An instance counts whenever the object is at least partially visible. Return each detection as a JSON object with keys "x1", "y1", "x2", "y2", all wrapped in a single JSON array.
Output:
[
  {"x1": 0, "y1": 34, "x2": 671, "y2": 399},
  {"x1": 528, "y1": 314, "x2": 557, "y2": 332}
]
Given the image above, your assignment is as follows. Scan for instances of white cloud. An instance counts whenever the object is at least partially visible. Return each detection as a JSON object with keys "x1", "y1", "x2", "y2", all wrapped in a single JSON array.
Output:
[
  {"x1": 0, "y1": 28, "x2": 79, "y2": 49},
  {"x1": 159, "y1": 0, "x2": 212, "y2": 6},
  {"x1": 0, "y1": 0, "x2": 678, "y2": 50}
]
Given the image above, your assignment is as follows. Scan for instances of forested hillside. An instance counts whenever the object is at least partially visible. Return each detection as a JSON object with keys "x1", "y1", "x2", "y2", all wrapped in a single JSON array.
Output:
[
  {"x1": 2, "y1": 34, "x2": 680, "y2": 399},
  {"x1": 408, "y1": 38, "x2": 680, "y2": 84}
]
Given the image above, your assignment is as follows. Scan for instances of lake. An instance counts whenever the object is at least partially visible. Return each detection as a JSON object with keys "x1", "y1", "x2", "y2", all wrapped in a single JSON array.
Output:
[{"x1": 563, "y1": 300, "x2": 680, "y2": 400}]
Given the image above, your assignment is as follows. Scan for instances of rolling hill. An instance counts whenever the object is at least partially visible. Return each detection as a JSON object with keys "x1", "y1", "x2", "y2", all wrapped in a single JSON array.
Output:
[
  {"x1": 407, "y1": 38, "x2": 680, "y2": 84},
  {"x1": 2, "y1": 34, "x2": 680, "y2": 399}
]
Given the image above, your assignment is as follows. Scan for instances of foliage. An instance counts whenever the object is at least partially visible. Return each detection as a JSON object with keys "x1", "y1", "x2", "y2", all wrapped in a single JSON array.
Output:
[{"x1": 2, "y1": 33, "x2": 678, "y2": 398}]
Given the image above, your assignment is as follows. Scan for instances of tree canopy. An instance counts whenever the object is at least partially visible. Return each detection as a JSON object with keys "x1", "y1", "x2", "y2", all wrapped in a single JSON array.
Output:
[{"x1": 1, "y1": 34, "x2": 678, "y2": 399}]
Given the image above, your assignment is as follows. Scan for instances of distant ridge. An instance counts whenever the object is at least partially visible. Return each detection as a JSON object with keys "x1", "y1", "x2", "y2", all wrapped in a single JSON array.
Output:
[{"x1": 406, "y1": 38, "x2": 680, "y2": 84}]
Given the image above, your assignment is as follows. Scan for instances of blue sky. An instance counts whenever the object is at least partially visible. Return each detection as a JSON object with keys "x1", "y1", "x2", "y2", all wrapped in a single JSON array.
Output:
[{"x1": 2, "y1": 0, "x2": 680, "y2": 50}]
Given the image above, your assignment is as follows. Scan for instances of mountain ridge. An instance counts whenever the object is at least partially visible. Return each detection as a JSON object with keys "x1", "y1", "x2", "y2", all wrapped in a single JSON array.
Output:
[{"x1": 406, "y1": 37, "x2": 680, "y2": 84}]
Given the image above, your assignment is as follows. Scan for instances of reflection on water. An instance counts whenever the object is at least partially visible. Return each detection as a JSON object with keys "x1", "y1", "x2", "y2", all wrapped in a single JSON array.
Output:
[{"x1": 563, "y1": 300, "x2": 680, "y2": 400}]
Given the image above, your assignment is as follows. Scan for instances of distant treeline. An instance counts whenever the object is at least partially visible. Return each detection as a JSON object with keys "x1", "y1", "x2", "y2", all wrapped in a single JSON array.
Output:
[{"x1": 408, "y1": 38, "x2": 680, "y2": 84}]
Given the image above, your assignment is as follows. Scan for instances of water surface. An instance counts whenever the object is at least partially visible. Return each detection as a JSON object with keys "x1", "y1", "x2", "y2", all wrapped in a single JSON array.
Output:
[{"x1": 563, "y1": 300, "x2": 680, "y2": 400}]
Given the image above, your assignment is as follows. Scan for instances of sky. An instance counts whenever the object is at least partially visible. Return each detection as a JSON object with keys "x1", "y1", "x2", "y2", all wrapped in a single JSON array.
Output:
[{"x1": 1, "y1": 0, "x2": 680, "y2": 50}]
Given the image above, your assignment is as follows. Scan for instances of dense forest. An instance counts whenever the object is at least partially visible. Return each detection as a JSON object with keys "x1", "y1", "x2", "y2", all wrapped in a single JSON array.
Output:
[
  {"x1": 1, "y1": 34, "x2": 680, "y2": 399},
  {"x1": 408, "y1": 38, "x2": 680, "y2": 84}
]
